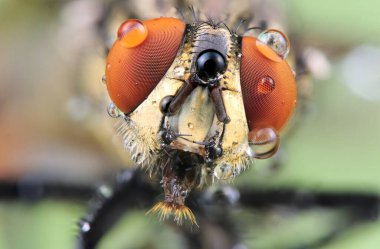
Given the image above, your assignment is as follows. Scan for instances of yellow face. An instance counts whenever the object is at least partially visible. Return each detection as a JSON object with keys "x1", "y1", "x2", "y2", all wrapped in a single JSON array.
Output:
[{"x1": 117, "y1": 22, "x2": 250, "y2": 181}]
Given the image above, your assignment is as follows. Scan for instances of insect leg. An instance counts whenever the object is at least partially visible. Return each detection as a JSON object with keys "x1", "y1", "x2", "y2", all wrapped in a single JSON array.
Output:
[{"x1": 76, "y1": 169, "x2": 158, "y2": 249}]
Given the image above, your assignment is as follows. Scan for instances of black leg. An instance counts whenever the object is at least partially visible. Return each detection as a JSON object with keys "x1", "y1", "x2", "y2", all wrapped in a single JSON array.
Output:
[
  {"x1": 1, "y1": 175, "x2": 379, "y2": 248},
  {"x1": 239, "y1": 188, "x2": 380, "y2": 213},
  {"x1": 76, "y1": 169, "x2": 158, "y2": 249}
]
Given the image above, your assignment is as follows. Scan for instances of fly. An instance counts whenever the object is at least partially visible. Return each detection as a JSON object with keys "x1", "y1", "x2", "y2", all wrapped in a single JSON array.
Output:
[{"x1": 103, "y1": 16, "x2": 296, "y2": 225}]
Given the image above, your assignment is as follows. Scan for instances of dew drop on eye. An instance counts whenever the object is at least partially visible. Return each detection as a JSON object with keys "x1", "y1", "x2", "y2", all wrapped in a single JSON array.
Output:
[
  {"x1": 256, "y1": 29, "x2": 290, "y2": 62},
  {"x1": 117, "y1": 19, "x2": 148, "y2": 48},
  {"x1": 257, "y1": 76, "x2": 275, "y2": 94},
  {"x1": 107, "y1": 102, "x2": 121, "y2": 118},
  {"x1": 249, "y1": 127, "x2": 279, "y2": 159}
]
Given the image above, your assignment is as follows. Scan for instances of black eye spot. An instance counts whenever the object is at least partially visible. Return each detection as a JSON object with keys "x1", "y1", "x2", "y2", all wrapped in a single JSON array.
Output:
[{"x1": 196, "y1": 50, "x2": 226, "y2": 80}]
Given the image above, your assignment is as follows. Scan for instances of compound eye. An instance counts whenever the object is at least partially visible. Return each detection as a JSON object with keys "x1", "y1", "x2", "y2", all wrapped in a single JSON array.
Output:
[
  {"x1": 105, "y1": 18, "x2": 186, "y2": 114},
  {"x1": 240, "y1": 35, "x2": 296, "y2": 144},
  {"x1": 196, "y1": 50, "x2": 226, "y2": 80}
]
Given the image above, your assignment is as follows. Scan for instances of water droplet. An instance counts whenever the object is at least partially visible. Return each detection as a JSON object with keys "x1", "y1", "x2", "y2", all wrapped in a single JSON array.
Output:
[
  {"x1": 245, "y1": 147, "x2": 254, "y2": 157},
  {"x1": 249, "y1": 127, "x2": 279, "y2": 159},
  {"x1": 173, "y1": 66, "x2": 185, "y2": 78},
  {"x1": 134, "y1": 152, "x2": 144, "y2": 164},
  {"x1": 258, "y1": 76, "x2": 275, "y2": 94},
  {"x1": 214, "y1": 164, "x2": 234, "y2": 180},
  {"x1": 102, "y1": 75, "x2": 106, "y2": 84},
  {"x1": 257, "y1": 29, "x2": 290, "y2": 62},
  {"x1": 107, "y1": 102, "x2": 121, "y2": 118},
  {"x1": 117, "y1": 19, "x2": 148, "y2": 48},
  {"x1": 187, "y1": 122, "x2": 194, "y2": 129},
  {"x1": 98, "y1": 185, "x2": 113, "y2": 198},
  {"x1": 80, "y1": 221, "x2": 91, "y2": 233},
  {"x1": 152, "y1": 100, "x2": 157, "y2": 106},
  {"x1": 124, "y1": 139, "x2": 135, "y2": 150}
]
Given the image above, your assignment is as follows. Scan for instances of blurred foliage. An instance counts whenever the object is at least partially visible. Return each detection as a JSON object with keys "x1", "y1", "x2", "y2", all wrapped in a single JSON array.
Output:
[
  {"x1": 0, "y1": 201, "x2": 84, "y2": 249},
  {"x1": 287, "y1": 0, "x2": 380, "y2": 46}
]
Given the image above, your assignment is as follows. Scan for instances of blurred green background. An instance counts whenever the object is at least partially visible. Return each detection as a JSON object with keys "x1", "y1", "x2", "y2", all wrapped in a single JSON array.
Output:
[{"x1": 1, "y1": 0, "x2": 380, "y2": 248}]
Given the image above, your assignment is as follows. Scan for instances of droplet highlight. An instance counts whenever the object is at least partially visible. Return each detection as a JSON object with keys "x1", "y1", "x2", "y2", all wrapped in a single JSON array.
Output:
[
  {"x1": 79, "y1": 220, "x2": 91, "y2": 233},
  {"x1": 258, "y1": 76, "x2": 275, "y2": 94},
  {"x1": 98, "y1": 185, "x2": 113, "y2": 198},
  {"x1": 133, "y1": 152, "x2": 144, "y2": 165},
  {"x1": 214, "y1": 163, "x2": 234, "y2": 180},
  {"x1": 257, "y1": 29, "x2": 290, "y2": 62},
  {"x1": 249, "y1": 127, "x2": 279, "y2": 159},
  {"x1": 117, "y1": 19, "x2": 148, "y2": 48},
  {"x1": 173, "y1": 66, "x2": 185, "y2": 78},
  {"x1": 187, "y1": 122, "x2": 194, "y2": 129},
  {"x1": 107, "y1": 102, "x2": 121, "y2": 118}
]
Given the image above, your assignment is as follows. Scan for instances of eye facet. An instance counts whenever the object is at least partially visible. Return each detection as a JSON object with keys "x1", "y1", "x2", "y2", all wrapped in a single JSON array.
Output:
[
  {"x1": 256, "y1": 29, "x2": 290, "y2": 62},
  {"x1": 240, "y1": 36, "x2": 296, "y2": 142},
  {"x1": 196, "y1": 50, "x2": 226, "y2": 80},
  {"x1": 105, "y1": 18, "x2": 186, "y2": 114}
]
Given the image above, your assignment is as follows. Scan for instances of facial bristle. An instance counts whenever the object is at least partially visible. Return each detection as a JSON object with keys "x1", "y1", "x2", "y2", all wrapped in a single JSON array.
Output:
[{"x1": 146, "y1": 201, "x2": 198, "y2": 227}]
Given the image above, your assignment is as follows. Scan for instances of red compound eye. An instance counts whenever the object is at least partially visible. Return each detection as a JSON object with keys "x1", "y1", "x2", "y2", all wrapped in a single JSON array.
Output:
[
  {"x1": 240, "y1": 35, "x2": 297, "y2": 141},
  {"x1": 105, "y1": 18, "x2": 186, "y2": 113}
]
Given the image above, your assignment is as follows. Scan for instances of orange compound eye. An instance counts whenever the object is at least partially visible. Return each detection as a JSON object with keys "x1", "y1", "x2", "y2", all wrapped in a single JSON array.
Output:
[
  {"x1": 240, "y1": 36, "x2": 297, "y2": 141},
  {"x1": 105, "y1": 18, "x2": 186, "y2": 114}
]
